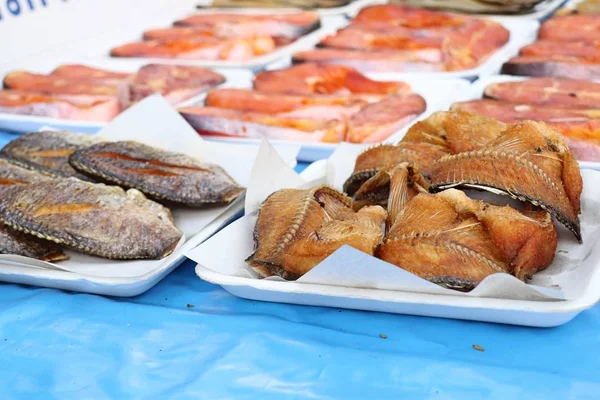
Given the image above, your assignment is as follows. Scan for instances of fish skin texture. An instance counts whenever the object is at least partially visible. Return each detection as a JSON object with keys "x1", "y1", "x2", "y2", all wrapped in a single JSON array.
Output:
[
  {"x1": 69, "y1": 141, "x2": 245, "y2": 206},
  {"x1": 0, "y1": 178, "x2": 182, "y2": 260},
  {"x1": 431, "y1": 121, "x2": 583, "y2": 241},
  {"x1": 246, "y1": 186, "x2": 387, "y2": 279},
  {"x1": 0, "y1": 131, "x2": 105, "y2": 181}
]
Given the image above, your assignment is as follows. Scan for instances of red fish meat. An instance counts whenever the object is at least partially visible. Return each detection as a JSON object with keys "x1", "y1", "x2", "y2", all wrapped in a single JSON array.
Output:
[
  {"x1": 0, "y1": 90, "x2": 120, "y2": 121},
  {"x1": 353, "y1": 5, "x2": 466, "y2": 29},
  {"x1": 539, "y1": 15, "x2": 600, "y2": 42},
  {"x1": 318, "y1": 27, "x2": 443, "y2": 52},
  {"x1": 179, "y1": 106, "x2": 346, "y2": 143},
  {"x1": 501, "y1": 55, "x2": 600, "y2": 80},
  {"x1": 49, "y1": 64, "x2": 131, "y2": 85},
  {"x1": 110, "y1": 36, "x2": 275, "y2": 61},
  {"x1": 484, "y1": 78, "x2": 600, "y2": 109},
  {"x1": 253, "y1": 63, "x2": 409, "y2": 95},
  {"x1": 346, "y1": 93, "x2": 426, "y2": 143},
  {"x1": 173, "y1": 12, "x2": 320, "y2": 38},
  {"x1": 4, "y1": 71, "x2": 122, "y2": 98},
  {"x1": 520, "y1": 40, "x2": 600, "y2": 59}
]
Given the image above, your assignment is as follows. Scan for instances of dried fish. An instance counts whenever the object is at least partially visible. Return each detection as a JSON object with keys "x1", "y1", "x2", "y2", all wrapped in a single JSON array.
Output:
[
  {"x1": 431, "y1": 121, "x2": 583, "y2": 241},
  {"x1": 69, "y1": 141, "x2": 244, "y2": 206},
  {"x1": 0, "y1": 179, "x2": 182, "y2": 260},
  {"x1": 0, "y1": 131, "x2": 105, "y2": 180},
  {"x1": 247, "y1": 186, "x2": 386, "y2": 279}
]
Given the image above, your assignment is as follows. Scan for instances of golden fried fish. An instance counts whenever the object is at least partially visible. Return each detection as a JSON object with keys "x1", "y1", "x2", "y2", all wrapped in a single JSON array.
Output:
[
  {"x1": 0, "y1": 179, "x2": 182, "y2": 260},
  {"x1": 377, "y1": 167, "x2": 557, "y2": 290},
  {"x1": 431, "y1": 121, "x2": 583, "y2": 241},
  {"x1": 246, "y1": 186, "x2": 387, "y2": 279},
  {"x1": 0, "y1": 131, "x2": 105, "y2": 180},
  {"x1": 69, "y1": 141, "x2": 245, "y2": 206}
]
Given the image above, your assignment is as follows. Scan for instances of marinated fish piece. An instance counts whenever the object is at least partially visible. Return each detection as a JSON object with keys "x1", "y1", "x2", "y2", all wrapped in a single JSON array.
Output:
[
  {"x1": 3, "y1": 71, "x2": 122, "y2": 98},
  {"x1": 110, "y1": 36, "x2": 276, "y2": 61},
  {"x1": 143, "y1": 27, "x2": 217, "y2": 41},
  {"x1": 129, "y1": 64, "x2": 225, "y2": 105},
  {"x1": 69, "y1": 141, "x2": 244, "y2": 206},
  {"x1": 484, "y1": 78, "x2": 600, "y2": 109},
  {"x1": 254, "y1": 63, "x2": 409, "y2": 95},
  {"x1": 539, "y1": 15, "x2": 600, "y2": 42},
  {"x1": 346, "y1": 93, "x2": 426, "y2": 143},
  {"x1": 293, "y1": 48, "x2": 444, "y2": 74},
  {"x1": 502, "y1": 55, "x2": 600, "y2": 80},
  {"x1": 180, "y1": 106, "x2": 347, "y2": 143},
  {"x1": 205, "y1": 88, "x2": 370, "y2": 120},
  {"x1": 50, "y1": 64, "x2": 131, "y2": 85},
  {"x1": 520, "y1": 40, "x2": 600, "y2": 59},
  {"x1": 0, "y1": 179, "x2": 182, "y2": 260},
  {"x1": 318, "y1": 27, "x2": 444, "y2": 53},
  {"x1": 246, "y1": 186, "x2": 387, "y2": 279},
  {"x1": 431, "y1": 121, "x2": 583, "y2": 241},
  {"x1": 174, "y1": 12, "x2": 320, "y2": 38},
  {"x1": 390, "y1": 0, "x2": 547, "y2": 14},
  {"x1": 1, "y1": 131, "x2": 105, "y2": 180},
  {"x1": 0, "y1": 90, "x2": 120, "y2": 121},
  {"x1": 377, "y1": 185, "x2": 557, "y2": 291},
  {"x1": 353, "y1": 5, "x2": 466, "y2": 28}
]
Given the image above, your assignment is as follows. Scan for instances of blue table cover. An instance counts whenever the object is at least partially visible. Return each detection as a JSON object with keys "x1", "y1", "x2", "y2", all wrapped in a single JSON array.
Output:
[{"x1": 1, "y1": 130, "x2": 600, "y2": 398}]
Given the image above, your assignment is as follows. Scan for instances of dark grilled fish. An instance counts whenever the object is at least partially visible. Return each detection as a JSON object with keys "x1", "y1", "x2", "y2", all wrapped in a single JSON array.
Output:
[
  {"x1": 247, "y1": 186, "x2": 386, "y2": 279},
  {"x1": 0, "y1": 157, "x2": 53, "y2": 187},
  {"x1": 0, "y1": 131, "x2": 105, "y2": 180},
  {"x1": 0, "y1": 179, "x2": 182, "y2": 260},
  {"x1": 431, "y1": 121, "x2": 583, "y2": 241},
  {"x1": 69, "y1": 141, "x2": 244, "y2": 206}
]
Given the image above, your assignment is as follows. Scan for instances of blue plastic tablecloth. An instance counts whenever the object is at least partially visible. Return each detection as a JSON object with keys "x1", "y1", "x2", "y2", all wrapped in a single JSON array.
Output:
[{"x1": 1, "y1": 130, "x2": 600, "y2": 398}]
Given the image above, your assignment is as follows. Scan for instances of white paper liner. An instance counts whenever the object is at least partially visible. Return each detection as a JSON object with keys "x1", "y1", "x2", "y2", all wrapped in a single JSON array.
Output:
[
  {"x1": 0, "y1": 95, "x2": 300, "y2": 280},
  {"x1": 187, "y1": 141, "x2": 600, "y2": 302}
]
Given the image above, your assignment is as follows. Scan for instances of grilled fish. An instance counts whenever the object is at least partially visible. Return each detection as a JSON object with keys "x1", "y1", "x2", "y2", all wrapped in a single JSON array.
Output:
[
  {"x1": 484, "y1": 78, "x2": 600, "y2": 109},
  {"x1": 0, "y1": 157, "x2": 53, "y2": 187},
  {"x1": 0, "y1": 179, "x2": 182, "y2": 260},
  {"x1": 431, "y1": 121, "x2": 583, "y2": 241},
  {"x1": 253, "y1": 63, "x2": 409, "y2": 95},
  {"x1": 69, "y1": 141, "x2": 244, "y2": 206},
  {"x1": 390, "y1": 0, "x2": 547, "y2": 14},
  {"x1": 129, "y1": 64, "x2": 225, "y2": 105},
  {"x1": 174, "y1": 12, "x2": 320, "y2": 39},
  {"x1": 246, "y1": 186, "x2": 386, "y2": 279},
  {"x1": 346, "y1": 93, "x2": 426, "y2": 143},
  {"x1": 1, "y1": 131, "x2": 105, "y2": 180},
  {"x1": 0, "y1": 90, "x2": 120, "y2": 121},
  {"x1": 377, "y1": 181, "x2": 557, "y2": 291},
  {"x1": 180, "y1": 106, "x2": 347, "y2": 143}
]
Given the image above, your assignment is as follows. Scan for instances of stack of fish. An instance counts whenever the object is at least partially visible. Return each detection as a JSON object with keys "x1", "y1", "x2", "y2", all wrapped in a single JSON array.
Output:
[
  {"x1": 292, "y1": 4, "x2": 510, "y2": 73},
  {"x1": 0, "y1": 64, "x2": 225, "y2": 121},
  {"x1": 111, "y1": 12, "x2": 320, "y2": 61},
  {"x1": 179, "y1": 63, "x2": 427, "y2": 144},
  {"x1": 0, "y1": 131, "x2": 244, "y2": 262},
  {"x1": 248, "y1": 111, "x2": 583, "y2": 291}
]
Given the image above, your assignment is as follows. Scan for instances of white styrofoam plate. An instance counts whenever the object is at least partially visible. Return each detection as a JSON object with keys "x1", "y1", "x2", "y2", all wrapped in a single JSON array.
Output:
[
  {"x1": 198, "y1": 73, "x2": 472, "y2": 162},
  {"x1": 192, "y1": 158, "x2": 600, "y2": 327},
  {"x1": 466, "y1": 75, "x2": 600, "y2": 171},
  {"x1": 0, "y1": 58, "x2": 253, "y2": 134}
]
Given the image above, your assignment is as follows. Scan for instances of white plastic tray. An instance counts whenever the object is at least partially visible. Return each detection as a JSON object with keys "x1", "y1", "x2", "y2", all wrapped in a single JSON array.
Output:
[
  {"x1": 0, "y1": 58, "x2": 253, "y2": 134},
  {"x1": 200, "y1": 73, "x2": 472, "y2": 162},
  {"x1": 0, "y1": 97, "x2": 300, "y2": 297},
  {"x1": 268, "y1": 17, "x2": 539, "y2": 82},
  {"x1": 467, "y1": 75, "x2": 600, "y2": 170},
  {"x1": 189, "y1": 147, "x2": 600, "y2": 327}
]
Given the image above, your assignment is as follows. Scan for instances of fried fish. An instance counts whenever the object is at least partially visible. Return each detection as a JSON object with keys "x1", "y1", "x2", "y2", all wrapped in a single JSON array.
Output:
[
  {"x1": 377, "y1": 182, "x2": 557, "y2": 291},
  {"x1": 0, "y1": 179, "x2": 182, "y2": 260},
  {"x1": 0, "y1": 157, "x2": 53, "y2": 187},
  {"x1": 69, "y1": 141, "x2": 244, "y2": 206},
  {"x1": 0, "y1": 131, "x2": 105, "y2": 180},
  {"x1": 431, "y1": 121, "x2": 583, "y2": 241},
  {"x1": 246, "y1": 186, "x2": 386, "y2": 279}
]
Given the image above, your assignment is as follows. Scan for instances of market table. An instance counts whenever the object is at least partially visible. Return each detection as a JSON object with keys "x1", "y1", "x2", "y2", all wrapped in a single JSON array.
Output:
[{"x1": 1, "y1": 130, "x2": 599, "y2": 398}]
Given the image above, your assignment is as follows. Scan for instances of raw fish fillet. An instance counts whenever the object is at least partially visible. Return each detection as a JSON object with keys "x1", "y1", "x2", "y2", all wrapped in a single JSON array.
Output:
[
  {"x1": 502, "y1": 55, "x2": 600, "y2": 80},
  {"x1": 0, "y1": 90, "x2": 120, "y2": 121},
  {"x1": 431, "y1": 121, "x2": 583, "y2": 241},
  {"x1": 539, "y1": 15, "x2": 600, "y2": 42},
  {"x1": 353, "y1": 5, "x2": 466, "y2": 28},
  {"x1": 318, "y1": 27, "x2": 443, "y2": 53},
  {"x1": 246, "y1": 186, "x2": 386, "y2": 279},
  {"x1": 50, "y1": 64, "x2": 131, "y2": 85},
  {"x1": 520, "y1": 40, "x2": 600, "y2": 59},
  {"x1": 4, "y1": 71, "x2": 121, "y2": 98},
  {"x1": 254, "y1": 63, "x2": 409, "y2": 95},
  {"x1": 179, "y1": 106, "x2": 346, "y2": 143}
]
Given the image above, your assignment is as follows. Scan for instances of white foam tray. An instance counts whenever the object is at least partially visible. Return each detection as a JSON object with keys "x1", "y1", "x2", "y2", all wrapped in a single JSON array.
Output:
[
  {"x1": 192, "y1": 159, "x2": 600, "y2": 327},
  {"x1": 0, "y1": 58, "x2": 254, "y2": 134},
  {"x1": 267, "y1": 17, "x2": 539, "y2": 82},
  {"x1": 199, "y1": 72, "x2": 472, "y2": 162},
  {"x1": 467, "y1": 75, "x2": 600, "y2": 171}
]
